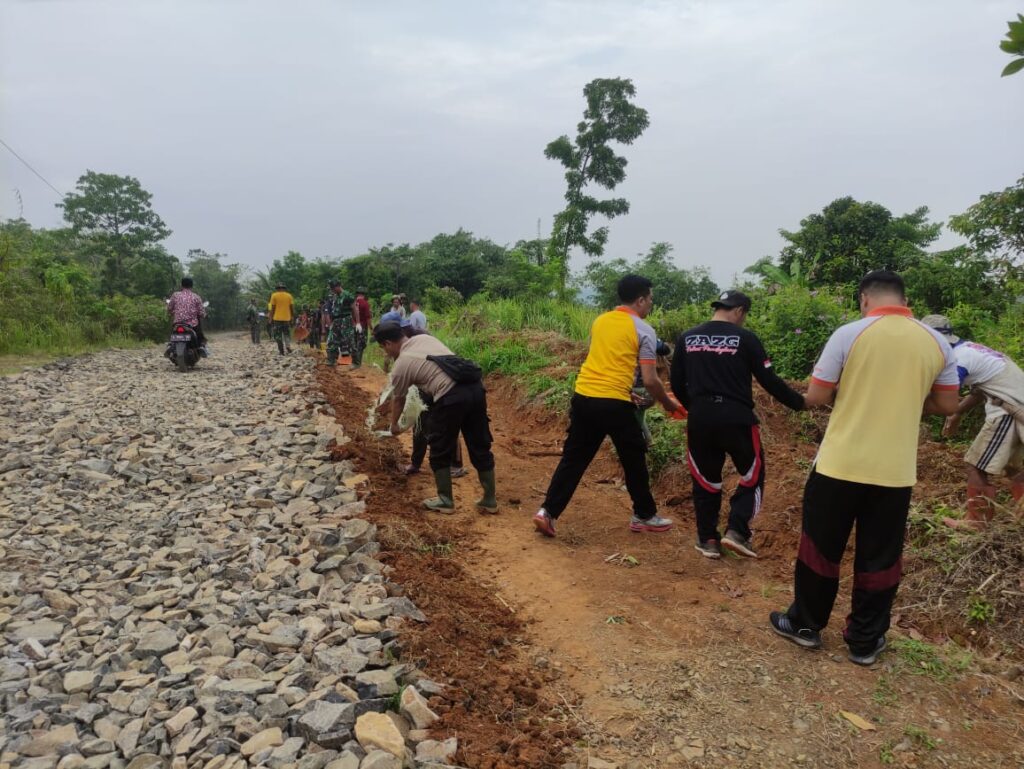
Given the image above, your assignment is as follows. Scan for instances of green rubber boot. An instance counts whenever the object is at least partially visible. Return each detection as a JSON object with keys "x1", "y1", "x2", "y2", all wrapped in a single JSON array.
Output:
[
  {"x1": 475, "y1": 469, "x2": 498, "y2": 514},
  {"x1": 325, "y1": 350, "x2": 338, "y2": 367},
  {"x1": 423, "y1": 468, "x2": 455, "y2": 514}
]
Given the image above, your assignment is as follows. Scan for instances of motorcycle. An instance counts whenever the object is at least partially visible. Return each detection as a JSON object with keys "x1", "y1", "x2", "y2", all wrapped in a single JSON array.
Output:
[{"x1": 165, "y1": 300, "x2": 209, "y2": 372}]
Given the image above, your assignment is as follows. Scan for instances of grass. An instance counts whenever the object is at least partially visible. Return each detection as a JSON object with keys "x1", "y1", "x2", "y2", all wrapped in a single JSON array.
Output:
[
  {"x1": 0, "y1": 333, "x2": 153, "y2": 375},
  {"x1": 890, "y1": 637, "x2": 972, "y2": 682}
]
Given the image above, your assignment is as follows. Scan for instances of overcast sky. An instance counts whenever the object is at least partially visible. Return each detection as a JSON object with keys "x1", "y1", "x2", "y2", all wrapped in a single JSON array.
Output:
[{"x1": 2, "y1": 0, "x2": 1022, "y2": 285}]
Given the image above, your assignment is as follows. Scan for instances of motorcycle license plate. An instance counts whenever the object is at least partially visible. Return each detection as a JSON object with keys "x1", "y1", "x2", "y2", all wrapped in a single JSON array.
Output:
[{"x1": 170, "y1": 334, "x2": 191, "y2": 342}]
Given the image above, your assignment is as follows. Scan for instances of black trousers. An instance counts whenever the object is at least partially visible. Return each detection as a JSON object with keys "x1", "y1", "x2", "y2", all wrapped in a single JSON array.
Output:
[
  {"x1": 412, "y1": 415, "x2": 463, "y2": 469},
  {"x1": 787, "y1": 470, "x2": 911, "y2": 655},
  {"x1": 687, "y1": 421, "x2": 765, "y2": 542},
  {"x1": 249, "y1": 322, "x2": 261, "y2": 344},
  {"x1": 426, "y1": 383, "x2": 494, "y2": 472},
  {"x1": 542, "y1": 394, "x2": 656, "y2": 520}
]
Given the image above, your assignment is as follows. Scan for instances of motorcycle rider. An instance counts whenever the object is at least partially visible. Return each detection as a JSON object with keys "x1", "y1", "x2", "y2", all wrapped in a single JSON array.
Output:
[{"x1": 167, "y1": 277, "x2": 208, "y2": 356}]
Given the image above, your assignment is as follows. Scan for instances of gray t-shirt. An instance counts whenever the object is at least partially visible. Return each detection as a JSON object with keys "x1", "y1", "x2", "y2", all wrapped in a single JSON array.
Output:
[
  {"x1": 390, "y1": 335, "x2": 456, "y2": 402},
  {"x1": 409, "y1": 310, "x2": 427, "y2": 331}
]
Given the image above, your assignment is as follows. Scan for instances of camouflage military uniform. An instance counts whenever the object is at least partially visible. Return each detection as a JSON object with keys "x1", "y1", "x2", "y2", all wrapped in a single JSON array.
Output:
[{"x1": 325, "y1": 290, "x2": 355, "y2": 366}]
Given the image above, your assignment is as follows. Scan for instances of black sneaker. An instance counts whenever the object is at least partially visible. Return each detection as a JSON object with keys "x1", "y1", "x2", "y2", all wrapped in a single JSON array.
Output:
[
  {"x1": 722, "y1": 529, "x2": 757, "y2": 558},
  {"x1": 694, "y1": 539, "x2": 722, "y2": 559},
  {"x1": 848, "y1": 635, "x2": 887, "y2": 666},
  {"x1": 769, "y1": 611, "x2": 822, "y2": 649}
]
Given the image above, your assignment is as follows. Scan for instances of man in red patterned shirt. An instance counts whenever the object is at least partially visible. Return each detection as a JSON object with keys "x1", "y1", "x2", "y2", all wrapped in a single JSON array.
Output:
[{"x1": 167, "y1": 277, "x2": 208, "y2": 354}]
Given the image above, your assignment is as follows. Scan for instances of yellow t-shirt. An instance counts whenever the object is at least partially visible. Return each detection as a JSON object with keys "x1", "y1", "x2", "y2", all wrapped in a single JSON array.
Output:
[
  {"x1": 811, "y1": 307, "x2": 958, "y2": 487},
  {"x1": 268, "y1": 291, "x2": 294, "y2": 322},
  {"x1": 575, "y1": 307, "x2": 658, "y2": 402}
]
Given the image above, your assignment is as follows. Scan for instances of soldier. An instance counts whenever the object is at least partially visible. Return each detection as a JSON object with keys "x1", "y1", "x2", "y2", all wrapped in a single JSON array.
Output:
[
  {"x1": 245, "y1": 298, "x2": 261, "y2": 345},
  {"x1": 325, "y1": 280, "x2": 361, "y2": 367}
]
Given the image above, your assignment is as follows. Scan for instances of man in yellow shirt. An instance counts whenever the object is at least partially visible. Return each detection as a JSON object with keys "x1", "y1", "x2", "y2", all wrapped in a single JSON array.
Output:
[
  {"x1": 268, "y1": 283, "x2": 295, "y2": 355},
  {"x1": 770, "y1": 270, "x2": 959, "y2": 666},
  {"x1": 532, "y1": 275, "x2": 686, "y2": 538}
]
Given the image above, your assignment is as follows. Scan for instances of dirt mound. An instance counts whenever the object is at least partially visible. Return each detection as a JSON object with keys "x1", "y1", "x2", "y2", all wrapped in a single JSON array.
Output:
[{"x1": 315, "y1": 364, "x2": 579, "y2": 769}]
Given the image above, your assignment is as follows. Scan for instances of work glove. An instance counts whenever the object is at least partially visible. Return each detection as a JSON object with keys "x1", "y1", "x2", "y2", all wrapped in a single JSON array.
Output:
[{"x1": 356, "y1": 324, "x2": 363, "y2": 333}]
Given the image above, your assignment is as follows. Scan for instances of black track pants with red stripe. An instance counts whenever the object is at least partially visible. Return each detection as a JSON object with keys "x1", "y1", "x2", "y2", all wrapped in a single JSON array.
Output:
[
  {"x1": 687, "y1": 421, "x2": 765, "y2": 542},
  {"x1": 787, "y1": 470, "x2": 911, "y2": 655}
]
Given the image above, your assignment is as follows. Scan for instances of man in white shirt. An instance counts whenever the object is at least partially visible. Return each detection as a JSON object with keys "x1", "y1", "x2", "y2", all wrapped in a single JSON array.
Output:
[
  {"x1": 409, "y1": 301, "x2": 427, "y2": 331},
  {"x1": 922, "y1": 315, "x2": 1024, "y2": 528}
]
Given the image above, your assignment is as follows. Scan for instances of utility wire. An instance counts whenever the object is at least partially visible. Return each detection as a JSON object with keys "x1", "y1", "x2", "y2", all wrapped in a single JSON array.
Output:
[{"x1": 0, "y1": 137, "x2": 64, "y2": 198}]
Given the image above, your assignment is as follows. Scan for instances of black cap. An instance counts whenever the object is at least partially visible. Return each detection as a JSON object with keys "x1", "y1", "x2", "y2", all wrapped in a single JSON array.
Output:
[
  {"x1": 275, "y1": 283, "x2": 286, "y2": 290},
  {"x1": 328, "y1": 279, "x2": 341, "y2": 289},
  {"x1": 711, "y1": 290, "x2": 752, "y2": 311}
]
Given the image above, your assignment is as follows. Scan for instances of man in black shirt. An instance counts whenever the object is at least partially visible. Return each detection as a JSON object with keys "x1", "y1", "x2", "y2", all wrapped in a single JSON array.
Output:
[{"x1": 670, "y1": 290, "x2": 805, "y2": 559}]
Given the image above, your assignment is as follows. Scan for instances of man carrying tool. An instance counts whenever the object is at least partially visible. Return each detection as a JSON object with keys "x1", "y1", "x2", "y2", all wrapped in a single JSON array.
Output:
[
  {"x1": 921, "y1": 314, "x2": 1024, "y2": 528},
  {"x1": 670, "y1": 290, "x2": 806, "y2": 559},
  {"x1": 374, "y1": 321, "x2": 496, "y2": 515},
  {"x1": 325, "y1": 280, "x2": 361, "y2": 368},
  {"x1": 532, "y1": 274, "x2": 685, "y2": 538}
]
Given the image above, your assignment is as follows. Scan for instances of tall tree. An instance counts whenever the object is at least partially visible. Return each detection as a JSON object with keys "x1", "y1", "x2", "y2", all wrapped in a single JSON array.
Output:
[
  {"x1": 581, "y1": 242, "x2": 719, "y2": 310},
  {"x1": 545, "y1": 77, "x2": 649, "y2": 292},
  {"x1": 1000, "y1": 13, "x2": 1024, "y2": 77},
  {"x1": 776, "y1": 197, "x2": 940, "y2": 286},
  {"x1": 949, "y1": 175, "x2": 1024, "y2": 274},
  {"x1": 186, "y1": 249, "x2": 243, "y2": 330},
  {"x1": 58, "y1": 171, "x2": 171, "y2": 294}
]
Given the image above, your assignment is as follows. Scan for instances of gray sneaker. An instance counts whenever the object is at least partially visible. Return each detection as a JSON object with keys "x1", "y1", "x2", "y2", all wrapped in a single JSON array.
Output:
[
  {"x1": 694, "y1": 539, "x2": 722, "y2": 559},
  {"x1": 848, "y1": 635, "x2": 887, "y2": 666},
  {"x1": 629, "y1": 514, "x2": 674, "y2": 533},
  {"x1": 722, "y1": 529, "x2": 757, "y2": 558}
]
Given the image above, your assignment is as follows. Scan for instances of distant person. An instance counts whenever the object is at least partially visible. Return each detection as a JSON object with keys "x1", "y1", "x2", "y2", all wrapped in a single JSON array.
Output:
[
  {"x1": 374, "y1": 321, "x2": 496, "y2": 514},
  {"x1": 325, "y1": 280, "x2": 360, "y2": 367},
  {"x1": 409, "y1": 300, "x2": 427, "y2": 331},
  {"x1": 245, "y1": 298, "x2": 261, "y2": 345},
  {"x1": 770, "y1": 271, "x2": 958, "y2": 666},
  {"x1": 168, "y1": 277, "x2": 208, "y2": 355},
  {"x1": 390, "y1": 295, "x2": 406, "y2": 319},
  {"x1": 307, "y1": 301, "x2": 323, "y2": 349},
  {"x1": 380, "y1": 306, "x2": 403, "y2": 325},
  {"x1": 532, "y1": 274, "x2": 685, "y2": 538},
  {"x1": 353, "y1": 287, "x2": 372, "y2": 370},
  {"x1": 268, "y1": 283, "x2": 295, "y2": 355},
  {"x1": 921, "y1": 314, "x2": 1024, "y2": 527},
  {"x1": 670, "y1": 290, "x2": 806, "y2": 560}
]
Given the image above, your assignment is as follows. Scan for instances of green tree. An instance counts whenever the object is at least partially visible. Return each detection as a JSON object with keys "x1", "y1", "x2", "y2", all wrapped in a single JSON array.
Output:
[
  {"x1": 58, "y1": 171, "x2": 171, "y2": 294},
  {"x1": 1000, "y1": 13, "x2": 1024, "y2": 77},
  {"x1": 776, "y1": 197, "x2": 940, "y2": 286},
  {"x1": 581, "y1": 242, "x2": 719, "y2": 310},
  {"x1": 903, "y1": 246, "x2": 1008, "y2": 315},
  {"x1": 949, "y1": 175, "x2": 1024, "y2": 274},
  {"x1": 186, "y1": 249, "x2": 243, "y2": 330},
  {"x1": 545, "y1": 77, "x2": 650, "y2": 293}
]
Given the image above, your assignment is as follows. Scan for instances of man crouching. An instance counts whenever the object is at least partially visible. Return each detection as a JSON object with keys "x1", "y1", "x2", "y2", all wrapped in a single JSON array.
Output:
[{"x1": 373, "y1": 321, "x2": 497, "y2": 515}]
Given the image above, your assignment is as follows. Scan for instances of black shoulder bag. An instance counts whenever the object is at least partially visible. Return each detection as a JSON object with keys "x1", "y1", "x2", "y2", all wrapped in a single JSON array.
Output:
[{"x1": 426, "y1": 354, "x2": 482, "y2": 384}]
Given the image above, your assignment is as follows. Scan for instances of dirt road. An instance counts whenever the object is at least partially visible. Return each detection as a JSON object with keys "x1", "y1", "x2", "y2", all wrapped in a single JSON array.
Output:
[{"x1": 320, "y1": 361, "x2": 1024, "y2": 769}]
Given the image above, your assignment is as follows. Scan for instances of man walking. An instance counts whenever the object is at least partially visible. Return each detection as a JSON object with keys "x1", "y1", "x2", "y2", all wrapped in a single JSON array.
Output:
[
  {"x1": 168, "y1": 277, "x2": 209, "y2": 355},
  {"x1": 352, "y1": 287, "x2": 372, "y2": 369},
  {"x1": 670, "y1": 290, "x2": 806, "y2": 559},
  {"x1": 533, "y1": 275, "x2": 685, "y2": 538},
  {"x1": 268, "y1": 283, "x2": 295, "y2": 355},
  {"x1": 374, "y1": 322, "x2": 496, "y2": 514},
  {"x1": 920, "y1": 314, "x2": 1024, "y2": 527},
  {"x1": 245, "y1": 298, "x2": 261, "y2": 344},
  {"x1": 325, "y1": 280, "x2": 361, "y2": 367},
  {"x1": 770, "y1": 271, "x2": 959, "y2": 666},
  {"x1": 409, "y1": 300, "x2": 427, "y2": 331}
]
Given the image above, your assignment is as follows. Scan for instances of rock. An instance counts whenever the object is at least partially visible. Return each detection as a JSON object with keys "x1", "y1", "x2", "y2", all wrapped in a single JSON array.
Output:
[
  {"x1": 399, "y1": 686, "x2": 438, "y2": 729},
  {"x1": 164, "y1": 707, "x2": 198, "y2": 737},
  {"x1": 353, "y1": 670, "x2": 398, "y2": 698},
  {"x1": 358, "y1": 751, "x2": 400, "y2": 769},
  {"x1": 240, "y1": 728, "x2": 284, "y2": 757},
  {"x1": 297, "y1": 701, "x2": 356, "y2": 746},
  {"x1": 354, "y1": 713, "x2": 405, "y2": 760},
  {"x1": 134, "y1": 627, "x2": 178, "y2": 658},
  {"x1": 215, "y1": 678, "x2": 276, "y2": 696},
  {"x1": 11, "y1": 619, "x2": 64, "y2": 644},
  {"x1": 20, "y1": 724, "x2": 80, "y2": 757},
  {"x1": 415, "y1": 738, "x2": 457, "y2": 764},
  {"x1": 116, "y1": 718, "x2": 144, "y2": 757},
  {"x1": 124, "y1": 755, "x2": 167, "y2": 769},
  {"x1": 267, "y1": 737, "x2": 305, "y2": 769},
  {"x1": 63, "y1": 670, "x2": 100, "y2": 694},
  {"x1": 323, "y1": 754, "x2": 360, "y2": 769},
  {"x1": 587, "y1": 760, "x2": 618, "y2": 769}
]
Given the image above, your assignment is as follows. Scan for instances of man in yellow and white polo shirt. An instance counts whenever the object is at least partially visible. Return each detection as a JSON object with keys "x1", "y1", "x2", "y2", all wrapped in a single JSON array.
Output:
[{"x1": 770, "y1": 270, "x2": 959, "y2": 666}]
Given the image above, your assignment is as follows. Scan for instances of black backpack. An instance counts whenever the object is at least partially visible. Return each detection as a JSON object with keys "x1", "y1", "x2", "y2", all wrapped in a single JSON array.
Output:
[{"x1": 427, "y1": 354, "x2": 482, "y2": 384}]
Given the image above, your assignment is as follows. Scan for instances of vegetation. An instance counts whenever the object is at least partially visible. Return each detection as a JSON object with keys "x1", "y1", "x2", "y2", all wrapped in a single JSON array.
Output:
[
  {"x1": 1000, "y1": 14, "x2": 1024, "y2": 77},
  {"x1": 545, "y1": 77, "x2": 650, "y2": 293}
]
